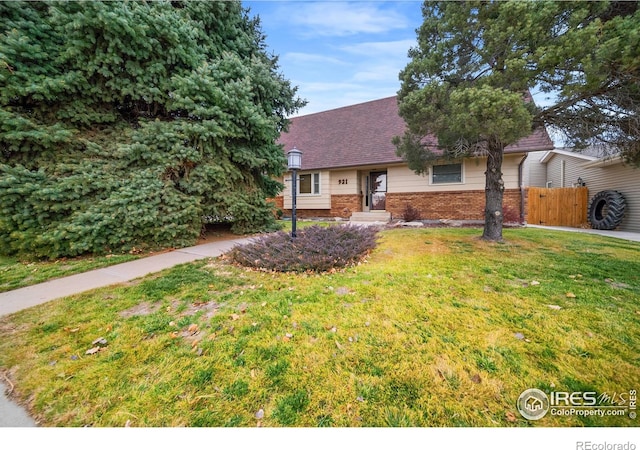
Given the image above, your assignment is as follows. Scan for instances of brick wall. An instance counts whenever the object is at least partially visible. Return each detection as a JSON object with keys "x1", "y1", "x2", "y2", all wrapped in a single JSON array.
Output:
[
  {"x1": 330, "y1": 194, "x2": 362, "y2": 218},
  {"x1": 274, "y1": 190, "x2": 523, "y2": 222},
  {"x1": 270, "y1": 196, "x2": 284, "y2": 209},
  {"x1": 386, "y1": 189, "x2": 523, "y2": 221},
  {"x1": 285, "y1": 209, "x2": 332, "y2": 219}
]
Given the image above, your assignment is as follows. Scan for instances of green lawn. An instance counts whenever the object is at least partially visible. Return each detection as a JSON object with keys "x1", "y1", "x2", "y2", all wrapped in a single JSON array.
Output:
[
  {"x1": 0, "y1": 227, "x2": 638, "y2": 427},
  {"x1": 0, "y1": 253, "x2": 141, "y2": 293},
  {"x1": 0, "y1": 220, "x2": 324, "y2": 293}
]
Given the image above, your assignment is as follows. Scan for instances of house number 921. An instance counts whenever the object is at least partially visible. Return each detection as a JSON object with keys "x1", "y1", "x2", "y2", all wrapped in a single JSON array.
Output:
[{"x1": 338, "y1": 179, "x2": 348, "y2": 185}]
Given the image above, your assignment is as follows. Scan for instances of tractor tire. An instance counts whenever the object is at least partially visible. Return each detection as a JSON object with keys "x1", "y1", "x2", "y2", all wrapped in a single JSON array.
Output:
[{"x1": 588, "y1": 190, "x2": 626, "y2": 230}]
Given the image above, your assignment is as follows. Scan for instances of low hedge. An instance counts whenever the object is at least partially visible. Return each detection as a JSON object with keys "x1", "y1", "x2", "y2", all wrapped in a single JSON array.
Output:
[{"x1": 226, "y1": 224, "x2": 379, "y2": 273}]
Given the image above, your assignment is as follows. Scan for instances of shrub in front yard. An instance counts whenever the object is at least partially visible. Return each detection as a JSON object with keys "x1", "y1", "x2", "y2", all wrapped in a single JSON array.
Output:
[
  {"x1": 401, "y1": 203, "x2": 421, "y2": 222},
  {"x1": 226, "y1": 224, "x2": 378, "y2": 272}
]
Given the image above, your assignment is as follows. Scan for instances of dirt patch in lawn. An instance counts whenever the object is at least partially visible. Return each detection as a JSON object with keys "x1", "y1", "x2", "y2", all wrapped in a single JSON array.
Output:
[
  {"x1": 118, "y1": 302, "x2": 163, "y2": 318},
  {"x1": 177, "y1": 300, "x2": 221, "y2": 319},
  {"x1": 119, "y1": 299, "x2": 221, "y2": 319}
]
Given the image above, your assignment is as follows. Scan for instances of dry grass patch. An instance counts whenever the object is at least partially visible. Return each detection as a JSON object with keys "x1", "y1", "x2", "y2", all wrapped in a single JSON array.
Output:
[{"x1": 0, "y1": 227, "x2": 638, "y2": 427}]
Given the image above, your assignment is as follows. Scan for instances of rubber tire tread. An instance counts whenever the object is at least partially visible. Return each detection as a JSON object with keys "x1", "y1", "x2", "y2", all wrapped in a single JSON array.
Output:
[{"x1": 588, "y1": 190, "x2": 626, "y2": 230}]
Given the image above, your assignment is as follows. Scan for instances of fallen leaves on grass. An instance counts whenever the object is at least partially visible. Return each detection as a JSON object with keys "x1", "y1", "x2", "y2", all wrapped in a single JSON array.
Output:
[
  {"x1": 86, "y1": 337, "x2": 108, "y2": 355},
  {"x1": 514, "y1": 332, "x2": 531, "y2": 343},
  {"x1": 92, "y1": 337, "x2": 108, "y2": 346}
]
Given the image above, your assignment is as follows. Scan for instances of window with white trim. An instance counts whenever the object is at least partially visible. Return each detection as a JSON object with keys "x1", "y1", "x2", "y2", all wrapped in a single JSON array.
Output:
[
  {"x1": 432, "y1": 163, "x2": 462, "y2": 184},
  {"x1": 299, "y1": 173, "x2": 320, "y2": 194}
]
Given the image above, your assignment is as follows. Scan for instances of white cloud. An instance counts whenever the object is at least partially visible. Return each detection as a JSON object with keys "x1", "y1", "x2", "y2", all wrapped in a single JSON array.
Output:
[
  {"x1": 284, "y1": 2, "x2": 409, "y2": 37},
  {"x1": 341, "y1": 40, "x2": 415, "y2": 83},
  {"x1": 292, "y1": 79, "x2": 400, "y2": 116},
  {"x1": 351, "y1": 63, "x2": 402, "y2": 82},
  {"x1": 339, "y1": 39, "x2": 416, "y2": 57},
  {"x1": 282, "y1": 52, "x2": 346, "y2": 66},
  {"x1": 247, "y1": 1, "x2": 422, "y2": 117},
  {"x1": 297, "y1": 80, "x2": 362, "y2": 94}
]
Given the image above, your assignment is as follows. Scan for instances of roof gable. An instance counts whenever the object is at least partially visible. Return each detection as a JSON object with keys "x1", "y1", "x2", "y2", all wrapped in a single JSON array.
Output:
[
  {"x1": 278, "y1": 96, "x2": 554, "y2": 171},
  {"x1": 540, "y1": 149, "x2": 599, "y2": 163}
]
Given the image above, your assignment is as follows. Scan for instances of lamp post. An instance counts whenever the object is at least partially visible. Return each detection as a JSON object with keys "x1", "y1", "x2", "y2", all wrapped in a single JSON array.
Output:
[{"x1": 287, "y1": 147, "x2": 302, "y2": 238}]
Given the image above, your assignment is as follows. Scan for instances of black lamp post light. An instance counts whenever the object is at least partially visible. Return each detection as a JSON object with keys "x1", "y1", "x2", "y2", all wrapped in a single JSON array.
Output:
[{"x1": 287, "y1": 147, "x2": 302, "y2": 238}]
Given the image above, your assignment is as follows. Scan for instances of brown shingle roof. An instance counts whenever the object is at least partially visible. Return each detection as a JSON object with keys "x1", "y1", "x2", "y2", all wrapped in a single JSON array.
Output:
[{"x1": 278, "y1": 96, "x2": 554, "y2": 171}]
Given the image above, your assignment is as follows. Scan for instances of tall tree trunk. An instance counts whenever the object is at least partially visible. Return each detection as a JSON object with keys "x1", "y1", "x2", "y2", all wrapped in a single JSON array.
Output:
[{"x1": 482, "y1": 141, "x2": 505, "y2": 241}]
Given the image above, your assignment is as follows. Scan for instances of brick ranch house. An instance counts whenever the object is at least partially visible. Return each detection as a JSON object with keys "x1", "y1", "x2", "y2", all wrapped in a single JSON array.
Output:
[{"x1": 274, "y1": 96, "x2": 554, "y2": 223}]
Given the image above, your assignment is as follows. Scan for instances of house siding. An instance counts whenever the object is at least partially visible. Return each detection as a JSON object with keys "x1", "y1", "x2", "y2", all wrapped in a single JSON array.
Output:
[
  {"x1": 330, "y1": 169, "x2": 360, "y2": 195},
  {"x1": 524, "y1": 152, "x2": 639, "y2": 232},
  {"x1": 388, "y1": 154, "x2": 524, "y2": 193},
  {"x1": 581, "y1": 160, "x2": 640, "y2": 232},
  {"x1": 283, "y1": 170, "x2": 331, "y2": 210},
  {"x1": 277, "y1": 155, "x2": 529, "y2": 222},
  {"x1": 522, "y1": 151, "x2": 548, "y2": 187},
  {"x1": 546, "y1": 154, "x2": 586, "y2": 188}
]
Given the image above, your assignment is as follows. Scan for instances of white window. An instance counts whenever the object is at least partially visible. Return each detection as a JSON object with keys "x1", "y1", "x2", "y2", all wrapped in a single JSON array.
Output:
[
  {"x1": 299, "y1": 173, "x2": 320, "y2": 194},
  {"x1": 432, "y1": 163, "x2": 462, "y2": 184}
]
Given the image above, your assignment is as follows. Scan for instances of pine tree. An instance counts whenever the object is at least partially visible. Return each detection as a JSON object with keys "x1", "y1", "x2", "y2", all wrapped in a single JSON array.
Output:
[
  {"x1": 0, "y1": 1, "x2": 305, "y2": 258},
  {"x1": 396, "y1": 1, "x2": 640, "y2": 241}
]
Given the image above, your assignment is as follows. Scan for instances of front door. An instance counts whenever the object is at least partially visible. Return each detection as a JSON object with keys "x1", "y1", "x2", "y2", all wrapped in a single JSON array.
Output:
[{"x1": 370, "y1": 171, "x2": 387, "y2": 210}]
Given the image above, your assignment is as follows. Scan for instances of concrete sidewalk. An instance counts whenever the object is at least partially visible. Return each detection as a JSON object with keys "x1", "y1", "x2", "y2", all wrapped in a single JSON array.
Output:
[
  {"x1": 0, "y1": 236, "x2": 252, "y2": 427},
  {"x1": 526, "y1": 224, "x2": 640, "y2": 242},
  {"x1": 0, "y1": 238, "x2": 252, "y2": 317}
]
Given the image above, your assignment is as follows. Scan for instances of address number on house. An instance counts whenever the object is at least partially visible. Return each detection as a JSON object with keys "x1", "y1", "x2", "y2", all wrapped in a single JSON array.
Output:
[{"x1": 338, "y1": 179, "x2": 348, "y2": 185}]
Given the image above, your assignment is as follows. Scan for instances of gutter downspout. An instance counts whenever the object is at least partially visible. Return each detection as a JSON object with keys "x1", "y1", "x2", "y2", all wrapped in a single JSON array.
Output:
[{"x1": 518, "y1": 153, "x2": 528, "y2": 224}]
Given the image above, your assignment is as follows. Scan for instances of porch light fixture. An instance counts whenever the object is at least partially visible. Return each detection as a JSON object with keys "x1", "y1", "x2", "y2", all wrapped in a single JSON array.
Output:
[
  {"x1": 577, "y1": 177, "x2": 584, "y2": 186},
  {"x1": 287, "y1": 147, "x2": 302, "y2": 238}
]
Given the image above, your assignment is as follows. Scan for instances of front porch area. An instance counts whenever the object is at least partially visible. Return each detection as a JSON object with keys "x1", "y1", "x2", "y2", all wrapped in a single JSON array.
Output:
[{"x1": 349, "y1": 211, "x2": 392, "y2": 224}]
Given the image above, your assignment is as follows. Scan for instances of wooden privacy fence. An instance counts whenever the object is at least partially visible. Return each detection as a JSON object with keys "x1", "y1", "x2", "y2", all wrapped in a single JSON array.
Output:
[{"x1": 527, "y1": 187, "x2": 589, "y2": 227}]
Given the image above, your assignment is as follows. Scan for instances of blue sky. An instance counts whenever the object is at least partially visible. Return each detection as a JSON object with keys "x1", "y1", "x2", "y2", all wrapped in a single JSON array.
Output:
[
  {"x1": 245, "y1": 1, "x2": 423, "y2": 116},
  {"x1": 244, "y1": 0, "x2": 558, "y2": 138}
]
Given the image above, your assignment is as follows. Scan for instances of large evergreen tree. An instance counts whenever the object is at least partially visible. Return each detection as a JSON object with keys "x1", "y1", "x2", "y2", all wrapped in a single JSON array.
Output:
[
  {"x1": 0, "y1": 1, "x2": 304, "y2": 258},
  {"x1": 396, "y1": 0, "x2": 640, "y2": 241}
]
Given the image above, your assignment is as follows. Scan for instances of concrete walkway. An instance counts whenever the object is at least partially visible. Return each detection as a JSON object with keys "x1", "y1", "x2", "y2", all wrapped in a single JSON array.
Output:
[
  {"x1": 0, "y1": 236, "x2": 252, "y2": 427},
  {"x1": 526, "y1": 224, "x2": 640, "y2": 242}
]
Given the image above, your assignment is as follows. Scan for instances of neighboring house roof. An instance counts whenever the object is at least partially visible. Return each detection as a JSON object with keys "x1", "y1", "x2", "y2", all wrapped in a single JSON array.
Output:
[
  {"x1": 539, "y1": 147, "x2": 626, "y2": 168},
  {"x1": 278, "y1": 96, "x2": 554, "y2": 171},
  {"x1": 581, "y1": 154, "x2": 625, "y2": 169},
  {"x1": 564, "y1": 145, "x2": 619, "y2": 159},
  {"x1": 540, "y1": 148, "x2": 599, "y2": 163}
]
